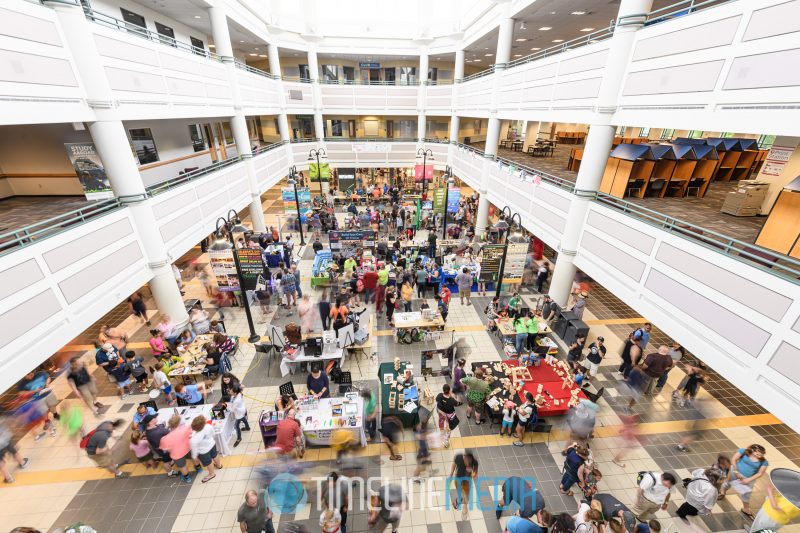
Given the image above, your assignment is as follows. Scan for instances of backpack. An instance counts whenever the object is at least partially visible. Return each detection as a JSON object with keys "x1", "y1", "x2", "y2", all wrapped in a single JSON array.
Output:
[
  {"x1": 629, "y1": 328, "x2": 644, "y2": 341},
  {"x1": 79, "y1": 429, "x2": 97, "y2": 449},
  {"x1": 636, "y1": 471, "x2": 656, "y2": 486}
]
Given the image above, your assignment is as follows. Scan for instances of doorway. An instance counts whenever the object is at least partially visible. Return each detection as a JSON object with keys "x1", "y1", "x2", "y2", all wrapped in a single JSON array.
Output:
[
  {"x1": 368, "y1": 69, "x2": 381, "y2": 84},
  {"x1": 384, "y1": 68, "x2": 396, "y2": 84}
]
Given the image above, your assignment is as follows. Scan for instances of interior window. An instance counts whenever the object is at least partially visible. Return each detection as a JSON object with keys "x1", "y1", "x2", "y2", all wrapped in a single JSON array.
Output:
[
  {"x1": 331, "y1": 120, "x2": 343, "y2": 137},
  {"x1": 689, "y1": 130, "x2": 704, "y2": 138},
  {"x1": 322, "y1": 65, "x2": 339, "y2": 81},
  {"x1": 129, "y1": 128, "x2": 159, "y2": 164},
  {"x1": 638, "y1": 127, "x2": 650, "y2": 138},
  {"x1": 120, "y1": 8, "x2": 146, "y2": 34},
  {"x1": 189, "y1": 125, "x2": 207, "y2": 152},
  {"x1": 154, "y1": 22, "x2": 175, "y2": 47}
]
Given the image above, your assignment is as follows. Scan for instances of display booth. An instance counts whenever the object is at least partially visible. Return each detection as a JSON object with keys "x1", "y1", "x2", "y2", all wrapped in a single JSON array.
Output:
[
  {"x1": 311, "y1": 250, "x2": 334, "y2": 288},
  {"x1": 600, "y1": 144, "x2": 657, "y2": 198}
]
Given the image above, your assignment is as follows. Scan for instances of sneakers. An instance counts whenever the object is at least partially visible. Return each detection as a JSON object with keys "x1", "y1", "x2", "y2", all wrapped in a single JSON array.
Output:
[
  {"x1": 181, "y1": 475, "x2": 193, "y2": 484},
  {"x1": 115, "y1": 472, "x2": 130, "y2": 479},
  {"x1": 34, "y1": 432, "x2": 46, "y2": 441},
  {"x1": 50, "y1": 429, "x2": 57, "y2": 437},
  {"x1": 676, "y1": 444, "x2": 689, "y2": 452},
  {"x1": 233, "y1": 439, "x2": 241, "y2": 448},
  {"x1": 19, "y1": 458, "x2": 29, "y2": 469},
  {"x1": 4, "y1": 476, "x2": 14, "y2": 484},
  {"x1": 167, "y1": 470, "x2": 179, "y2": 477},
  {"x1": 512, "y1": 441, "x2": 525, "y2": 447}
]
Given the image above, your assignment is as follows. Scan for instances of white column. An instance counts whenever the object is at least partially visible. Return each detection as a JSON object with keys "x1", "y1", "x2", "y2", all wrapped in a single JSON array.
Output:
[
  {"x1": 49, "y1": 1, "x2": 188, "y2": 326},
  {"x1": 454, "y1": 49, "x2": 465, "y2": 82},
  {"x1": 209, "y1": 3, "x2": 267, "y2": 232},
  {"x1": 231, "y1": 115, "x2": 267, "y2": 232},
  {"x1": 549, "y1": 0, "x2": 653, "y2": 307},
  {"x1": 495, "y1": 16, "x2": 515, "y2": 68},
  {"x1": 417, "y1": 49, "x2": 429, "y2": 141},
  {"x1": 447, "y1": 49, "x2": 465, "y2": 166},
  {"x1": 523, "y1": 121, "x2": 541, "y2": 151},
  {"x1": 484, "y1": 117, "x2": 501, "y2": 157},
  {"x1": 475, "y1": 190, "x2": 490, "y2": 239},
  {"x1": 307, "y1": 43, "x2": 325, "y2": 143},
  {"x1": 268, "y1": 43, "x2": 291, "y2": 141}
]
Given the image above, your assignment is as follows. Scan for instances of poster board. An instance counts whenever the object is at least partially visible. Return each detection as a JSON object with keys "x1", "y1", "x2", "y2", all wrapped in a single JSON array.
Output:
[
  {"x1": 761, "y1": 145, "x2": 795, "y2": 177},
  {"x1": 478, "y1": 244, "x2": 504, "y2": 282},
  {"x1": 64, "y1": 143, "x2": 114, "y2": 200},
  {"x1": 209, "y1": 249, "x2": 238, "y2": 291},
  {"x1": 502, "y1": 242, "x2": 529, "y2": 284},
  {"x1": 237, "y1": 248, "x2": 265, "y2": 291},
  {"x1": 328, "y1": 230, "x2": 376, "y2": 257}
]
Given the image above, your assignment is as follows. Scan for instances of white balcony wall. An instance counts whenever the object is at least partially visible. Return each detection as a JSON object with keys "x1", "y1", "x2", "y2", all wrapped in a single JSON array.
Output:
[
  {"x1": 283, "y1": 81, "x2": 314, "y2": 113},
  {"x1": 455, "y1": 76, "x2": 492, "y2": 117},
  {"x1": 236, "y1": 70, "x2": 282, "y2": 116},
  {"x1": 319, "y1": 85, "x2": 418, "y2": 114},
  {"x1": 0, "y1": 1, "x2": 93, "y2": 125},
  {"x1": 574, "y1": 202, "x2": 800, "y2": 430},
  {"x1": 616, "y1": 0, "x2": 800, "y2": 135},
  {"x1": 90, "y1": 24, "x2": 234, "y2": 120},
  {"x1": 425, "y1": 85, "x2": 454, "y2": 115},
  {"x1": 0, "y1": 209, "x2": 149, "y2": 393}
]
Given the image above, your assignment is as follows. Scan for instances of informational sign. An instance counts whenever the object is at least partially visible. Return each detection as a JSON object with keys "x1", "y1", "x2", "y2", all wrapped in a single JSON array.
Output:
[
  {"x1": 352, "y1": 143, "x2": 390, "y2": 153},
  {"x1": 208, "y1": 249, "x2": 238, "y2": 292},
  {"x1": 447, "y1": 188, "x2": 461, "y2": 213},
  {"x1": 479, "y1": 244, "x2": 505, "y2": 282},
  {"x1": 64, "y1": 143, "x2": 114, "y2": 200},
  {"x1": 761, "y1": 145, "x2": 795, "y2": 176},
  {"x1": 502, "y1": 241, "x2": 529, "y2": 284},
  {"x1": 338, "y1": 167, "x2": 356, "y2": 193},
  {"x1": 359, "y1": 62, "x2": 380, "y2": 69},
  {"x1": 433, "y1": 188, "x2": 446, "y2": 214},
  {"x1": 309, "y1": 161, "x2": 331, "y2": 181},
  {"x1": 414, "y1": 164, "x2": 434, "y2": 182},
  {"x1": 328, "y1": 231, "x2": 376, "y2": 256},
  {"x1": 237, "y1": 247, "x2": 265, "y2": 291},
  {"x1": 281, "y1": 187, "x2": 297, "y2": 215}
]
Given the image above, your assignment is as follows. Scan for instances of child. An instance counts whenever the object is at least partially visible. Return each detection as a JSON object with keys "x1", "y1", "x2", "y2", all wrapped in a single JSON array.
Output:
[
  {"x1": 129, "y1": 430, "x2": 156, "y2": 469},
  {"x1": 152, "y1": 362, "x2": 176, "y2": 406},
  {"x1": 125, "y1": 351, "x2": 148, "y2": 393},
  {"x1": 107, "y1": 358, "x2": 133, "y2": 399},
  {"x1": 319, "y1": 507, "x2": 342, "y2": 533},
  {"x1": 501, "y1": 400, "x2": 516, "y2": 437},
  {"x1": 678, "y1": 364, "x2": 705, "y2": 407}
]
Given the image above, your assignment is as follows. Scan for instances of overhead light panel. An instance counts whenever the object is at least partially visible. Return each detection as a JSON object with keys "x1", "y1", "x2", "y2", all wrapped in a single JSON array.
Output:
[
  {"x1": 530, "y1": 47, "x2": 541, "y2": 51},
  {"x1": 552, "y1": 39, "x2": 564, "y2": 43},
  {"x1": 194, "y1": 15, "x2": 201, "y2": 19},
  {"x1": 513, "y1": 54, "x2": 522, "y2": 57},
  {"x1": 240, "y1": 40, "x2": 245, "y2": 43},
  {"x1": 515, "y1": 38, "x2": 527, "y2": 42},
  {"x1": 571, "y1": 11, "x2": 587, "y2": 15},
  {"x1": 580, "y1": 28, "x2": 594, "y2": 32},
  {"x1": 259, "y1": 54, "x2": 267, "y2": 57},
  {"x1": 473, "y1": 59, "x2": 481, "y2": 62},
  {"x1": 484, "y1": 53, "x2": 493, "y2": 56},
  {"x1": 539, "y1": 27, "x2": 551, "y2": 31},
  {"x1": 249, "y1": 53, "x2": 257, "y2": 56}
]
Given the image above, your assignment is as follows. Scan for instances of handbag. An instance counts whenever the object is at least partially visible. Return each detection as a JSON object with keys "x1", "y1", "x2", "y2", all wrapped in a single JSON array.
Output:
[{"x1": 448, "y1": 413, "x2": 460, "y2": 430}]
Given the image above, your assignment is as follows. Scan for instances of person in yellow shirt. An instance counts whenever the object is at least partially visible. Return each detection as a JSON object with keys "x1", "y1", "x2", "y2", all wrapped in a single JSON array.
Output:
[
  {"x1": 400, "y1": 280, "x2": 413, "y2": 312},
  {"x1": 750, "y1": 480, "x2": 800, "y2": 532}
]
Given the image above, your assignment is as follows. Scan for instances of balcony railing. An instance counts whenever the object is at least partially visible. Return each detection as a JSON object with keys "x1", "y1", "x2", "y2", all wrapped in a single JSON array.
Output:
[
  {"x1": 252, "y1": 140, "x2": 287, "y2": 155},
  {"x1": 644, "y1": 0, "x2": 733, "y2": 26},
  {"x1": 595, "y1": 192, "x2": 800, "y2": 284},
  {"x1": 323, "y1": 137, "x2": 418, "y2": 143},
  {"x1": 506, "y1": 26, "x2": 615, "y2": 70},
  {"x1": 426, "y1": 80, "x2": 454, "y2": 86},
  {"x1": 423, "y1": 138, "x2": 450, "y2": 144},
  {"x1": 289, "y1": 138, "x2": 318, "y2": 144},
  {"x1": 145, "y1": 156, "x2": 243, "y2": 196},
  {"x1": 234, "y1": 60, "x2": 279, "y2": 80},
  {"x1": 460, "y1": 67, "x2": 495, "y2": 83},
  {"x1": 0, "y1": 195, "x2": 144, "y2": 257},
  {"x1": 281, "y1": 76, "x2": 312, "y2": 83},
  {"x1": 83, "y1": 8, "x2": 221, "y2": 61},
  {"x1": 319, "y1": 79, "x2": 419, "y2": 86}
]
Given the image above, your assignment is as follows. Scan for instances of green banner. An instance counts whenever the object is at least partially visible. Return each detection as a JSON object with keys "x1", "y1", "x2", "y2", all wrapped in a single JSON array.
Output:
[
  {"x1": 415, "y1": 199, "x2": 421, "y2": 229},
  {"x1": 432, "y1": 187, "x2": 446, "y2": 214},
  {"x1": 309, "y1": 162, "x2": 331, "y2": 181}
]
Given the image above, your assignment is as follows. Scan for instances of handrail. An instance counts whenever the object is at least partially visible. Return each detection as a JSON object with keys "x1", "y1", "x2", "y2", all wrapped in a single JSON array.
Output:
[
  {"x1": 506, "y1": 26, "x2": 615, "y2": 69},
  {"x1": 145, "y1": 156, "x2": 243, "y2": 196},
  {"x1": 281, "y1": 76, "x2": 312, "y2": 83},
  {"x1": 289, "y1": 138, "x2": 318, "y2": 144},
  {"x1": 460, "y1": 66, "x2": 495, "y2": 83},
  {"x1": 423, "y1": 138, "x2": 450, "y2": 144},
  {"x1": 0, "y1": 196, "x2": 137, "y2": 256},
  {"x1": 83, "y1": 8, "x2": 222, "y2": 61},
  {"x1": 644, "y1": 0, "x2": 733, "y2": 25},
  {"x1": 319, "y1": 79, "x2": 419, "y2": 86},
  {"x1": 595, "y1": 192, "x2": 800, "y2": 283},
  {"x1": 234, "y1": 59, "x2": 279, "y2": 80},
  {"x1": 252, "y1": 140, "x2": 287, "y2": 155},
  {"x1": 427, "y1": 79, "x2": 454, "y2": 86},
  {"x1": 323, "y1": 137, "x2": 417, "y2": 143}
]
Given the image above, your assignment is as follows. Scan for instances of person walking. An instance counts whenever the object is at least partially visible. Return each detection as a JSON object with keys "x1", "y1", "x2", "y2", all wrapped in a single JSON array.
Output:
[
  {"x1": 435, "y1": 384, "x2": 458, "y2": 448},
  {"x1": 535, "y1": 262, "x2": 549, "y2": 293},
  {"x1": 677, "y1": 468, "x2": 724, "y2": 525},
  {"x1": 230, "y1": 384, "x2": 250, "y2": 448},
  {"x1": 385, "y1": 286, "x2": 397, "y2": 326},
  {"x1": 368, "y1": 483, "x2": 407, "y2": 533},
  {"x1": 319, "y1": 290, "x2": 332, "y2": 330},
  {"x1": 66, "y1": 356, "x2": 103, "y2": 415},
  {"x1": 0, "y1": 417, "x2": 29, "y2": 483},
  {"x1": 720, "y1": 444, "x2": 769, "y2": 519},
  {"x1": 455, "y1": 267, "x2": 473, "y2": 305},
  {"x1": 462, "y1": 369, "x2": 490, "y2": 425},
  {"x1": 631, "y1": 472, "x2": 676, "y2": 521},
  {"x1": 450, "y1": 450, "x2": 479, "y2": 520},
  {"x1": 238, "y1": 489, "x2": 275, "y2": 533},
  {"x1": 84, "y1": 419, "x2": 128, "y2": 478},
  {"x1": 190, "y1": 415, "x2": 223, "y2": 483}
]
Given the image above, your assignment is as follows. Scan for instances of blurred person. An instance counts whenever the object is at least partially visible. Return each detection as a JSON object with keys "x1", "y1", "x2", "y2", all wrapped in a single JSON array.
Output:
[
  {"x1": 66, "y1": 356, "x2": 102, "y2": 414},
  {"x1": 749, "y1": 475, "x2": 800, "y2": 532},
  {"x1": 17, "y1": 368, "x2": 60, "y2": 440},
  {"x1": 677, "y1": 468, "x2": 724, "y2": 524},
  {"x1": 0, "y1": 417, "x2": 29, "y2": 483},
  {"x1": 83, "y1": 419, "x2": 128, "y2": 478},
  {"x1": 450, "y1": 449, "x2": 479, "y2": 520}
]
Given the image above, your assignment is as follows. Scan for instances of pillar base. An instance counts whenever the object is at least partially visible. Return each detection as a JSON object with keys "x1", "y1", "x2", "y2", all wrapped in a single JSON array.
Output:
[{"x1": 549, "y1": 251, "x2": 578, "y2": 308}]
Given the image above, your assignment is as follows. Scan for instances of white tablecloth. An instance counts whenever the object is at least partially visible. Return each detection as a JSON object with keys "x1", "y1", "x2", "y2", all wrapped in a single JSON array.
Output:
[
  {"x1": 297, "y1": 397, "x2": 366, "y2": 446},
  {"x1": 279, "y1": 345, "x2": 345, "y2": 377},
  {"x1": 155, "y1": 405, "x2": 235, "y2": 456}
]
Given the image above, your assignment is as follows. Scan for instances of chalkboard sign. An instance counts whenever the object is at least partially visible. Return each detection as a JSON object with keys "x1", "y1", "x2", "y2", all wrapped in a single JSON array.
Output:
[
  {"x1": 479, "y1": 244, "x2": 505, "y2": 282},
  {"x1": 237, "y1": 248, "x2": 264, "y2": 291}
]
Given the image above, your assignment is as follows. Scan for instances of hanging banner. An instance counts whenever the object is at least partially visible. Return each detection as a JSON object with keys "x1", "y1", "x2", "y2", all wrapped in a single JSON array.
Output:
[
  {"x1": 447, "y1": 188, "x2": 461, "y2": 213},
  {"x1": 297, "y1": 187, "x2": 312, "y2": 220},
  {"x1": 281, "y1": 187, "x2": 297, "y2": 215},
  {"x1": 328, "y1": 231, "x2": 375, "y2": 256},
  {"x1": 414, "y1": 164, "x2": 434, "y2": 182},
  {"x1": 433, "y1": 188, "x2": 446, "y2": 214},
  {"x1": 64, "y1": 143, "x2": 114, "y2": 200},
  {"x1": 502, "y1": 242, "x2": 529, "y2": 284},
  {"x1": 309, "y1": 161, "x2": 331, "y2": 181},
  {"x1": 338, "y1": 167, "x2": 356, "y2": 193},
  {"x1": 479, "y1": 244, "x2": 504, "y2": 282},
  {"x1": 208, "y1": 249, "x2": 239, "y2": 292},
  {"x1": 237, "y1": 248, "x2": 265, "y2": 291}
]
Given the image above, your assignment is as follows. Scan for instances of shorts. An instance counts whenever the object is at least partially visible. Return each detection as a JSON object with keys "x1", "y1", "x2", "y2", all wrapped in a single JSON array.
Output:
[
  {"x1": 587, "y1": 361, "x2": 600, "y2": 377},
  {"x1": 88, "y1": 452, "x2": 112, "y2": 469},
  {"x1": 0, "y1": 443, "x2": 19, "y2": 457},
  {"x1": 133, "y1": 373, "x2": 147, "y2": 383},
  {"x1": 42, "y1": 392, "x2": 58, "y2": 409},
  {"x1": 458, "y1": 289, "x2": 470, "y2": 299},
  {"x1": 116, "y1": 379, "x2": 132, "y2": 390},
  {"x1": 162, "y1": 384, "x2": 173, "y2": 395},
  {"x1": 197, "y1": 446, "x2": 218, "y2": 467},
  {"x1": 502, "y1": 420, "x2": 513, "y2": 430},
  {"x1": 173, "y1": 452, "x2": 191, "y2": 468},
  {"x1": 136, "y1": 452, "x2": 154, "y2": 463}
]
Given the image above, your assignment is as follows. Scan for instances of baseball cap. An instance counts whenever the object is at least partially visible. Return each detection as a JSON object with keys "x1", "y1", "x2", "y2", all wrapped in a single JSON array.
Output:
[
  {"x1": 102, "y1": 342, "x2": 114, "y2": 351},
  {"x1": 622, "y1": 510, "x2": 636, "y2": 532}
]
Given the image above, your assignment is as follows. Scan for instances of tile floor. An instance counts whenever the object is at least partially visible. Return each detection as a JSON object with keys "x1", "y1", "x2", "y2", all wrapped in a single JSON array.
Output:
[{"x1": 1, "y1": 190, "x2": 798, "y2": 533}]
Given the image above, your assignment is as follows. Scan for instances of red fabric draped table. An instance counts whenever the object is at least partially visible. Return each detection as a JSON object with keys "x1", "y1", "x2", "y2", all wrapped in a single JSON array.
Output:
[{"x1": 471, "y1": 359, "x2": 586, "y2": 417}]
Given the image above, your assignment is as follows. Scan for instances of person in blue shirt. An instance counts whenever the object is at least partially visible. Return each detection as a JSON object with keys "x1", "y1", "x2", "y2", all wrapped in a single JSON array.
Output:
[
  {"x1": 720, "y1": 444, "x2": 769, "y2": 518},
  {"x1": 131, "y1": 404, "x2": 157, "y2": 431},
  {"x1": 95, "y1": 343, "x2": 120, "y2": 375},
  {"x1": 17, "y1": 369, "x2": 60, "y2": 440},
  {"x1": 505, "y1": 515, "x2": 545, "y2": 533},
  {"x1": 174, "y1": 382, "x2": 208, "y2": 406},
  {"x1": 633, "y1": 323, "x2": 652, "y2": 352},
  {"x1": 307, "y1": 365, "x2": 330, "y2": 399}
]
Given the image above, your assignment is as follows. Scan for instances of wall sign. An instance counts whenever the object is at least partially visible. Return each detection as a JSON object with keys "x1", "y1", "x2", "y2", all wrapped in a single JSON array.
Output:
[
  {"x1": 64, "y1": 143, "x2": 114, "y2": 200},
  {"x1": 761, "y1": 145, "x2": 795, "y2": 176},
  {"x1": 359, "y1": 62, "x2": 380, "y2": 69},
  {"x1": 209, "y1": 249, "x2": 238, "y2": 292}
]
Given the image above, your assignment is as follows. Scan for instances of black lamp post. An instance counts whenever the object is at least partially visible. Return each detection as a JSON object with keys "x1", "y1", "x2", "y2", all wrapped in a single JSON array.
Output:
[
  {"x1": 442, "y1": 165, "x2": 454, "y2": 238},
  {"x1": 493, "y1": 206, "x2": 524, "y2": 299},
  {"x1": 308, "y1": 147, "x2": 327, "y2": 200},
  {"x1": 210, "y1": 210, "x2": 261, "y2": 343},
  {"x1": 288, "y1": 165, "x2": 306, "y2": 246},
  {"x1": 417, "y1": 147, "x2": 433, "y2": 200}
]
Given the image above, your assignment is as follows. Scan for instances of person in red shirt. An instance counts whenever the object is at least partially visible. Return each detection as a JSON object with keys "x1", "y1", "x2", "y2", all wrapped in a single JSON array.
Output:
[
  {"x1": 439, "y1": 286, "x2": 452, "y2": 306},
  {"x1": 362, "y1": 266, "x2": 379, "y2": 305},
  {"x1": 274, "y1": 409, "x2": 304, "y2": 458},
  {"x1": 158, "y1": 414, "x2": 199, "y2": 484}
]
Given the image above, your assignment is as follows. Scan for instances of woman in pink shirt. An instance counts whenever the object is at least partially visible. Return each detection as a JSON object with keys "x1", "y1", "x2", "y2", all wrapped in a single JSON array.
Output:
[
  {"x1": 149, "y1": 329, "x2": 170, "y2": 358},
  {"x1": 158, "y1": 414, "x2": 199, "y2": 484}
]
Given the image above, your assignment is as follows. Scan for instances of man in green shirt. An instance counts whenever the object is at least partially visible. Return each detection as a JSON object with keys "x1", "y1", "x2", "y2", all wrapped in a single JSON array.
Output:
[
  {"x1": 508, "y1": 292, "x2": 522, "y2": 318},
  {"x1": 462, "y1": 369, "x2": 490, "y2": 424},
  {"x1": 526, "y1": 313, "x2": 539, "y2": 353},
  {"x1": 376, "y1": 265, "x2": 389, "y2": 317},
  {"x1": 362, "y1": 390, "x2": 378, "y2": 440},
  {"x1": 344, "y1": 257, "x2": 357, "y2": 275}
]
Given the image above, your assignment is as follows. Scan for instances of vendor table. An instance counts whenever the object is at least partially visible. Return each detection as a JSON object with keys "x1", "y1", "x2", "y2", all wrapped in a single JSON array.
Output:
[
  {"x1": 296, "y1": 395, "x2": 367, "y2": 446},
  {"x1": 169, "y1": 334, "x2": 215, "y2": 383},
  {"x1": 280, "y1": 345, "x2": 345, "y2": 377},
  {"x1": 156, "y1": 405, "x2": 235, "y2": 455},
  {"x1": 377, "y1": 361, "x2": 419, "y2": 428},
  {"x1": 471, "y1": 359, "x2": 586, "y2": 417},
  {"x1": 393, "y1": 311, "x2": 445, "y2": 331},
  {"x1": 495, "y1": 317, "x2": 552, "y2": 345}
]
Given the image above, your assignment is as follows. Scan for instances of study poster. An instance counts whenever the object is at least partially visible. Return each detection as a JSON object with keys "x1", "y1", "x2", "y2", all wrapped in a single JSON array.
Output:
[
  {"x1": 479, "y1": 244, "x2": 504, "y2": 282},
  {"x1": 64, "y1": 143, "x2": 114, "y2": 200},
  {"x1": 309, "y1": 161, "x2": 331, "y2": 181},
  {"x1": 208, "y1": 249, "x2": 238, "y2": 291}
]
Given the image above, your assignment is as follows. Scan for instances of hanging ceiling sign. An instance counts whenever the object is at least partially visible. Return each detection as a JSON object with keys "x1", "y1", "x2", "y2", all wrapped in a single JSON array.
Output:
[{"x1": 359, "y1": 62, "x2": 380, "y2": 69}]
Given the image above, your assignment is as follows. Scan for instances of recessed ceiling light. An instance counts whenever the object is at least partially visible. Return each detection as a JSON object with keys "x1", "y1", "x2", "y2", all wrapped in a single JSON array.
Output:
[
  {"x1": 474, "y1": 59, "x2": 481, "y2": 62},
  {"x1": 484, "y1": 47, "x2": 489, "y2": 50},
  {"x1": 552, "y1": 39, "x2": 564, "y2": 43},
  {"x1": 515, "y1": 38, "x2": 527, "y2": 42},
  {"x1": 259, "y1": 54, "x2": 267, "y2": 57},
  {"x1": 484, "y1": 53, "x2": 493, "y2": 56},
  {"x1": 530, "y1": 47, "x2": 541, "y2": 51},
  {"x1": 194, "y1": 15, "x2": 201, "y2": 19},
  {"x1": 254, "y1": 47, "x2": 259, "y2": 50},
  {"x1": 465, "y1": 59, "x2": 472, "y2": 62},
  {"x1": 580, "y1": 28, "x2": 594, "y2": 32},
  {"x1": 249, "y1": 53, "x2": 257, "y2": 56},
  {"x1": 539, "y1": 27, "x2": 551, "y2": 31},
  {"x1": 513, "y1": 54, "x2": 522, "y2": 57},
  {"x1": 571, "y1": 11, "x2": 587, "y2": 15},
  {"x1": 240, "y1": 40, "x2": 245, "y2": 43},
  {"x1": 209, "y1": 44, "x2": 215, "y2": 48}
]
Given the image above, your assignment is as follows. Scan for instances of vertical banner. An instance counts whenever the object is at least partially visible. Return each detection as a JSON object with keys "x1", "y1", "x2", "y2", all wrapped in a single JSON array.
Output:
[
  {"x1": 297, "y1": 187, "x2": 312, "y2": 220},
  {"x1": 208, "y1": 249, "x2": 239, "y2": 291},
  {"x1": 446, "y1": 188, "x2": 461, "y2": 213},
  {"x1": 479, "y1": 244, "x2": 505, "y2": 282},
  {"x1": 281, "y1": 187, "x2": 297, "y2": 215},
  {"x1": 433, "y1": 188, "x2": 446, "y2": 214},
  {"x1": 309, "y1": 162, "x2": 331, "y2": 181},
  {"x1": 237, "y1": 248, "x2": 265, "y2": 291},
  {"x1": 64, "y1": 143, "x2": 114, "y2": 200},
  {"x1": 502, "y1": 242, "x2": 529, "y2": 284},
  {"x1": 414, "y1": 164, "x2": 434, "y2": 182}
]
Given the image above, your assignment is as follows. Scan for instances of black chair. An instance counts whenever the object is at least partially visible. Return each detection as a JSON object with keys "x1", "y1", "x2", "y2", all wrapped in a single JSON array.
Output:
[
  {"x1": 583, "y1": 387, "x2": 605, "y2": 404},
  {"x1": 529, "y1": 422, "x2": 553, "y2": 444},
  {"x1": 647, "y1": 179, "x2": 666, "y2": 197},
  {"x1": 139, "y1": 400, "x2": 158, "y2": 412},
  {"x1": 279, "y1": 381, "x2": 298, "y2": 400},
  {"x1": 626, "y1": 179, "x2": 646, "y2": 197},
  {"x1": 338, "y1": 371, "x2": 353, "y2": 395},
  {"x1": 254, "y1": 343, "x2": 274, "y2": 375},
  {"x1": 685, "y1": 178, "x2": 705, "y2": 197}
]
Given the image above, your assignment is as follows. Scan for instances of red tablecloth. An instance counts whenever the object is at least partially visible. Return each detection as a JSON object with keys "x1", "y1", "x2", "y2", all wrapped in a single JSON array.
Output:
[{"x1": 504, "y1": 359, "x2": 586, "y2": 417}]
